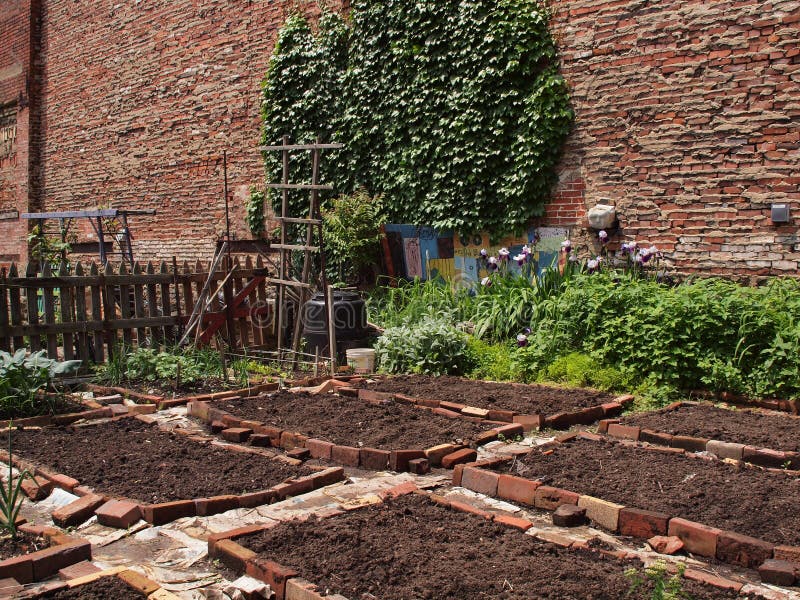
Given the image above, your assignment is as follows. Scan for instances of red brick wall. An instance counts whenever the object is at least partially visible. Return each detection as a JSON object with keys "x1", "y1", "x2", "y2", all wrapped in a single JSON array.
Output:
[
  {"x1": 0, "y1": 0, "x2": 33, "y2": 265},
  {"x1": 549, "y1": 0, "x2": 800, "y2": 278},
  {"x1": 4, "y1": 0, "x2": 800, "y2": 276},
  {"x1": 34, "y1": 0, "x2": 337, "y2": 263}
]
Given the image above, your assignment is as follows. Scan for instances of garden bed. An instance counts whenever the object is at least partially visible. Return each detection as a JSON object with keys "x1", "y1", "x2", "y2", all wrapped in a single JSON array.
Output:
[
  {"x1": 209, "y1": 391, "x2": 487, "y2": 449},
  {"x1": 503, "y1": 438, "x2": 800, "y2": 547},
  {"x1": 188, "y1": 390, "x2": 516, "y2": 472},
  {"x1": 357, "y1": 374, "x2": 614, "y2": 414},
  {"x1": 214, "y1": 493, "x2": 750, "y2": 600},
  {"x1": 351, "y1": 374, "x2": 628, "y2": 429},
  {"x1": 1, "y1": 418, "x2": 343, "y2": 526},
  {"x1": 616, "y1": 401, "x2": 800, "y2": 455}
]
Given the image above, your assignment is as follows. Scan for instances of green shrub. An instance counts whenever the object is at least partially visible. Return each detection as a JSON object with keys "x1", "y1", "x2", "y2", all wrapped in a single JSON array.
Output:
[
  {"x1": 322, "y1": 190, "x2": 385, "y2": 285},
  {"x1": 375, "y1": 317, "x2": 469, "y2": 376},
  {"x1": 540, "y1": 352, "x2": 631, "y2": 392},
  {"x1": 94, "y1": 346, "x2": 225, "y2": 386},
  {"x1": 465, "y1": 337, "x2": 517, "y2": 381},
  {"x1": 370, "y1": 272, "x2": 800, "y2": 400}
]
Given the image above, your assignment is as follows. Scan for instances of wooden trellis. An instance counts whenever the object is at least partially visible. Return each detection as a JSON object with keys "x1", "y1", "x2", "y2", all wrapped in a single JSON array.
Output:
[{"x1": 258, "y1": 136, "x2": 343, "y2": 367}]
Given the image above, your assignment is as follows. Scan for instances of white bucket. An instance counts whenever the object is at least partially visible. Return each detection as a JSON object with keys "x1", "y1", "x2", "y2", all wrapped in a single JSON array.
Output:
[{"x1": 346, "y1": 348, "x2": 376, "y2": 374}]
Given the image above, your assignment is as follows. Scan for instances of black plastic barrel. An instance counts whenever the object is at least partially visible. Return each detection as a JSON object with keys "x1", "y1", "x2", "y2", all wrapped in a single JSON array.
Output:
[{"x1": 302, "y1": 291, "x2": 369, "y2": 357}]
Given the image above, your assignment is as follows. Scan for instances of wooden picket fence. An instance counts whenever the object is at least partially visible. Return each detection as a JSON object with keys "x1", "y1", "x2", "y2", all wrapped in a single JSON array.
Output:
[{"x1": 0, "y1": 256, "x2": 274, "y2": 363}]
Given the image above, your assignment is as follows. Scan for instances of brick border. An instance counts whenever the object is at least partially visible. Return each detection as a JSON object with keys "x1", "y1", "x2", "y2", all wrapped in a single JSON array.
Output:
[
  {"x1": 20, "y1": 566, "x2": 183, "y2": 599},
  {"x1": 0, "y1": 525, "x2": 90, "y2": 585},
  {"x1": 86, "y1": 380, "x2": 282, "y2": 410},
  {"x1": 187, "y1": 393, "x2": 525, "y2": 473},
  {"x1": 342, "y1": 383, "x2": 635, "y2": 431},
  {"x1": 0, "y1": 415, "x2": 345, "y2": 529},
  {"x1": 690, "y1": 390, "x2": 800, "y2": 416},
  {"x1": 601, "y1": 401, "x2": 800, "y2": 469},
  {"x1": 455, "y1": 434, "x2": 799, "y2": 584}
]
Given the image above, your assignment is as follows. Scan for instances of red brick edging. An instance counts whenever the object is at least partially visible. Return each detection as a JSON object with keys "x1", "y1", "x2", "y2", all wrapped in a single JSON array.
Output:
[
  {"x1": 599, "y1": 401, "x2": 800, "y2": 470},
  {"x1": 187, "y1": 394, "x2": 527, "y2": 474},
  {"x1": 86, "y1": 381, "x2": 281, "y2": 410},
  {"x1": 690, "y1": 390, "x2": 800, "y2": 415},
  {"x1": 342, "y1": 385, "x2": 634, "y2": 431},
  {"x1": 454, "y1": 435, "x2": 800, "y2": 586},
  {"x1": 0, "y1": 525, "x2": 90, "y2": 585}
]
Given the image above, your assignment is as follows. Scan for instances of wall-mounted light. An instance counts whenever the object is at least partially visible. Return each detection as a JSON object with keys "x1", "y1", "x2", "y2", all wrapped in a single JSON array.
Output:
[{"x1": 771, "y1": 203, "x2": 790, "y2": 224}]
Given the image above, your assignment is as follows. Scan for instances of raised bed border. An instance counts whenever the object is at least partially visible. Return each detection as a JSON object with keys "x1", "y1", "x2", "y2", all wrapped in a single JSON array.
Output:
[
  {"x1": 86, "y1": 380, "x2": 283, "y2": 410},
  {"x1": 690, "y1": 390, "x2": 800, "y2": 416},
  {"x1": 21, "y1": 565, "x2": 183, "y2": 599},
  {"x1": 455, "y1": 432, "x2": 800, "y2": 584},
  {"x1": 186, "y1": 392, "x2": 527, "y2": 474},
  {"x1": 0, "y1": 414, "x2": 346, "y2": 528},
  {"x1": 207, "y1": 481, "x2": 767, "y2": 600},
  {"x1": 342, "y1": 381, "x2": 635, "y2": 431},
  {"x1": 599, "y1": 401, "x2": 800, "y2": 469},
  {"x1": 0, "y1": 524, "x2": 90, "y2": 586}
]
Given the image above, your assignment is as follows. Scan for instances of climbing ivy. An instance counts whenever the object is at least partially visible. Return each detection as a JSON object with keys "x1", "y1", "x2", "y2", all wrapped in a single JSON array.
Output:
[{"x1": 260, "y1": 0, "x2": 573, "y2": 235}]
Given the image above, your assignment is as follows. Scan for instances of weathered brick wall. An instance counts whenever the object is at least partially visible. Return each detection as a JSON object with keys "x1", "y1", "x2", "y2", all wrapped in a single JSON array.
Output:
[
  {"x1": 0, "y1": 0, "x2": 33, "y2": 265},
  {"x1": 4, "y1": 0, "x2": 799, "y2": 276},
  {"x1": 549, "y1": 0, "x2": 800, "y2": 278},
  {"x1": 35, "y1": 0, "x2": 338, "y2": 264}
]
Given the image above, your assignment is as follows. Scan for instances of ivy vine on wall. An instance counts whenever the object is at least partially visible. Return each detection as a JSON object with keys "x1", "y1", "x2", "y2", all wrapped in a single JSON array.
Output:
[{"x1": 257, "y1": 0, "x2": 574, "y2": 236}]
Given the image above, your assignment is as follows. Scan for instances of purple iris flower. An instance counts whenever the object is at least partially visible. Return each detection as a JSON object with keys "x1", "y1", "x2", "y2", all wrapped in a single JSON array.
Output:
[
  {"x1": 561, "y1": 240, "x2": 572, "y2": 254},
  {"x1": 516, "y1": 333, "x2": 528, "y2": 347}
]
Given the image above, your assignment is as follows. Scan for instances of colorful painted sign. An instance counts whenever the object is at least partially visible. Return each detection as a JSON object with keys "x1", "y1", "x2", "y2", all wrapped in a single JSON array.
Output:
[{"x1": 383, "y1": 224, "x2": 568, "y2": 283}]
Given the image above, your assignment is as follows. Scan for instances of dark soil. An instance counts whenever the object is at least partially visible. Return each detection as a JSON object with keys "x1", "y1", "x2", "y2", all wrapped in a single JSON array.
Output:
[
  {"x1": 218, "y1": 391, "x2": 488, "y2": 449},
  {"x1": 239, "y1": 494, "x2": 753, "y2": 600},
  {"x1": 0, "y1": 531, "x2": 48, "y2": 561},
  {"x1": 39, "y1": 576, "x2": 144, "y2": 599},
  {"x1": 2, "y1": 419, "x2": 313, "y2": 503},
  {"x1": 509, "y1": 438, "x2": 800, "y2": 546},
  {"x1": 622, "y1": 403, "x2": 800, "y2": 451},
  {"x1": 358, "y1": 374, "x2": 614, "y2": 415}
]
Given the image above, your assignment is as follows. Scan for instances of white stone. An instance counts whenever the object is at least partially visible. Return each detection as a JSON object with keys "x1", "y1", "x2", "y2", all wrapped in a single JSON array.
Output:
[{"x1": 587, "y1": 204, "x2": 617, "y2": 229}]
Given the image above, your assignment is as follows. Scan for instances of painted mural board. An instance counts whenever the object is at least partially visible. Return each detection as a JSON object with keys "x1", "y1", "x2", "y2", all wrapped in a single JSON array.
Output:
[{"x1": 384, "y1": 224, "x2": 568, "y2": 283}]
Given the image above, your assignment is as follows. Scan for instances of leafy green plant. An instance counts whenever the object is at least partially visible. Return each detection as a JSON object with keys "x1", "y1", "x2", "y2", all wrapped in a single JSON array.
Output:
[
  {"x1": 0, "y1": 350, "x2": 82, "y2": 419},
  {"x1": 260, "y1": 1, "x2": 573, "y2": 236},
  {"x1": 94, "y1": 346, "x2": 224, "y2": 386},
  {"x1": 540, "y1": 352, "x2": 631, "y2": 392},
  {"x1": 245, "y1": 187, "x2": 266, "y2": 237},
  {"x1": 0, "y1": 424, "x2": 36, "y2": 539},
  {"x1": 322, "y1": 190, "x2": 385, "y2": 285},
  {"x1": 465, "y1": 337, "x2": 517, "y2": 381},
  {"x1": 375, "y1": 317, "x2": 470, "y2": 376},
  {"x1": 625, "y1": 561, "x2": 693, "y2": 600}
]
